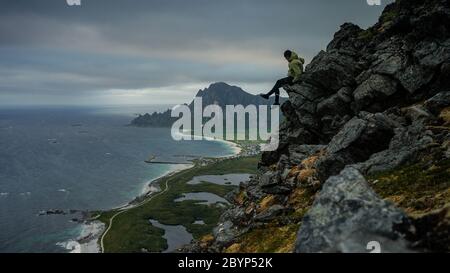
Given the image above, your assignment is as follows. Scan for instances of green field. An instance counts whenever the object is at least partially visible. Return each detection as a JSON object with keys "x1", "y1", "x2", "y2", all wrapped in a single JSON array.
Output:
[{"x1": 98, "y1": 156, "x2": 259, "y2": 253}]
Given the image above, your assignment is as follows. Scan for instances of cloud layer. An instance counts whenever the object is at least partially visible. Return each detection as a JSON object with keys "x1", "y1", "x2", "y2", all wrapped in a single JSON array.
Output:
[{"x1": 0, "y1": 0, "x2": 391, "y2": 105}]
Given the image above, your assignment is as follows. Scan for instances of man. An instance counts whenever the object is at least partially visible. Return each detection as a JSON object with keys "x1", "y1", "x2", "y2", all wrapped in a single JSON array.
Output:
[{"x1": 260, "y1": 50, "x2": 305, "y2": 105}]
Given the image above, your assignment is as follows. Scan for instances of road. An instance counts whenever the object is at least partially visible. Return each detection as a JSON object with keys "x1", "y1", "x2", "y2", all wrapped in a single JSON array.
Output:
[{"x1": 99, "y1": 176, "x2": 175, "y2": 253}]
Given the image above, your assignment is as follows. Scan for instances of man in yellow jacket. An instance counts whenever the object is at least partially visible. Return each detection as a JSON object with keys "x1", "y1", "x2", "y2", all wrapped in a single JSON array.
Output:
[{"x1": 260, "y1": 50, "x2": 305, "y2": 105}]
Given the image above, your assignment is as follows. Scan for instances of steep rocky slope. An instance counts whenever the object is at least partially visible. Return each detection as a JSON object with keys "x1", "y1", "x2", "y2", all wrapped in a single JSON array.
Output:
[{"x1": 186, "y1": 0, "x2": 450, "y2": 253}]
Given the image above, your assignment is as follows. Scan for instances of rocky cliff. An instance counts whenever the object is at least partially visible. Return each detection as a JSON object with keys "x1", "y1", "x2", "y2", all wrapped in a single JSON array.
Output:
[{"x1": 187, "y1": 0, "x2": 450, "y2": 253}]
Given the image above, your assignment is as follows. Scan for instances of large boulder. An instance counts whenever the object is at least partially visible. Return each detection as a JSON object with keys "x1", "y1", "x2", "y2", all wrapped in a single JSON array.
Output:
[
  {"x1": 295, "y1": 167, "x2": 413, "y2": 253},
  {"x1": 354, "y1": 121, "x2": 434, "y2": 175},
  {"x1": 316, "y1": 87, "x2": 353, "y2": 116},
  {"x1": 327, "y1": 23, "x2": 364, "y2": 51},
  {"x1": 288, "y1": 144, "x2": 326, "y2": 165},
  {"x1": 301, "y1": 50, "x2": 360, "y2": 93},
  {"x1": 353, "y1": 74, "x2": 398, "y2": 111},
  {"x1": 314, "y1": 113, "x2": 396, "y2": 180}
]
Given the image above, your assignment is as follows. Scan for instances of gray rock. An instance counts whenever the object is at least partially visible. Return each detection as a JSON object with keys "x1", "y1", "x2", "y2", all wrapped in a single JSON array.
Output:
[
  {"x1": 402, "y1": 105, "x2": 433, "y2": 122},
  {"x1": 415, "y1": 40, "x2": 450, "y2": 67},
  {"x1": 424, "y1": 91, "x2": 450, "y2": 115},
  {"x1": 317, "y1": 87, "x2": 353, "y2": 116},
  {"x1": 353, "y1": 74, "x2": 398, "y2": 110},
  {"x1": 326, "y1": 118, "x2": 368, "y2": 154},
  {"x1": 262, "y1": 185, "x2": 292, "y2": 195},
  {"x1": 353, "y1": 123, "x2": 434, "y2": 175},
  {"x1": 326, "y1": 23, "x2": 363, "y2": 51},
  {"x1": 356, "y1": 69, "x2": 373, "y2": 85},
  {"x1": 260, "y1": 171, "x2": 280, "y2": 188},
  {"x1": 397, "y1": 64, "x2": 434, "y2": 93},
  {"x1": 243, "y1": 183, "x2": 265, "y2": 201},
  {"x1": 373, "y1": 53, "x2": 407, "y2": 76},
  {"x1": 295, "y1": 167, "x2": 413, "y2": 253},
  {"x1": 288, "y1": 144, "x2": 326, "y2": 165},
  {"x1": 254, "y1": 205, "x2": 290, "y2": 223},
  {"x1": 315, "y1": 113, "x2": 396, "y2": 180},
  {"x1": 220, "y1": 207, "x2": 247, "y2": 225},
  {"x1": 213, "y1": 220, "x2": 246, "y2": 246},
  {"x1": 285, "y1": 83, "x2": 324, "y2": 102},
  {"x1": 302, "y1": 50, "x2": 360, "y2": 92}
]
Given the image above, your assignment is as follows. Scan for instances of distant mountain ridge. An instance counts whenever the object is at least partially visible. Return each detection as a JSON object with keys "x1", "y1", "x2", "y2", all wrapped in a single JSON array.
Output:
[
  {"x1": 131, "y1": 82, "x2": 285, "y2": 127},
  {"x1": 190, "y1": 82, "x2": 279, "y2": 108}
]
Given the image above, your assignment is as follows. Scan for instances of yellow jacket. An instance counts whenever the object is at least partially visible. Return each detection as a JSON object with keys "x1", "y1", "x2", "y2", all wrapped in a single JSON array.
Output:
[{"x1": 287, "y1": 51, "x2": 305, "y2": 83}]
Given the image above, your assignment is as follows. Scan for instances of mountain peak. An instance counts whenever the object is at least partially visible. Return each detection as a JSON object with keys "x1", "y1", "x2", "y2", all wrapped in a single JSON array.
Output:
[
  {"x1": 131, "y1": 82, "x2": 282, "y2": 127},
  {"x1": 193, "y1": 82, "x2": 279, "y2": 108},
  {"x1": 196, "y1": 82, "x2": 245, "y2": 97},
  {"x1": 209, "y1": 82, "x2": 234, "y2": 89}
]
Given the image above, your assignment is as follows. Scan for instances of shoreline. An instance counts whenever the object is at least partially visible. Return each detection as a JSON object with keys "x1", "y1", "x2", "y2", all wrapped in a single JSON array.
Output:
[
  {"x1": 57, "y1": 221, "x2": 105, "y2": 253},
  {"x1": 139, "y1": 163, "x2": 194, "y2": 197},
  {"x1": 174, "y1": 130, "x2": 243, "y2": 156},
  {"x1": 71, "y1": 137, "x2": 241, "y2": 253}
]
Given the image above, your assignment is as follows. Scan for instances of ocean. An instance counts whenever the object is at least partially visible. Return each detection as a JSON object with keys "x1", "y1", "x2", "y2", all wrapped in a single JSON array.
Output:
[{"x1": 0, "y1": 105, "x2": 236, "y2": 253}]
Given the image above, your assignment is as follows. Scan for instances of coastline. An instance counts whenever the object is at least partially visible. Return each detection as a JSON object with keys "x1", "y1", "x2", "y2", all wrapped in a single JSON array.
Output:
[
  {"x1": 139, "y1": 163, "x2": 194, "y2": 197},
  {"x1": 71, "y1": 137, "x2": 241, "y2": 253},
  {"x1": 57, "y1": 221, "x2": 105, "y2": 253},
  {"x1": 212, "y1": 138, "x2": 242, "y2": 157},
  {"x1": 175, "y1": 130, "x2": 243, "y2": 156}
]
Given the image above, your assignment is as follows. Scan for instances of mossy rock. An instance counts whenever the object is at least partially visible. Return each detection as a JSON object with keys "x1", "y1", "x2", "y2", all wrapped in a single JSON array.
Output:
[
  {"x1": 358, "y1": 28, "x2": 377, "y2": 41},
  {"x1": 224, "y1": 223, "x2": 299, "y2": 253},
  {"x1": 368, "y1": 158, "x2": 450, "y2": 217},
  {"x1": 380, "y1": 9, "x2": 398, "y2": 24}
]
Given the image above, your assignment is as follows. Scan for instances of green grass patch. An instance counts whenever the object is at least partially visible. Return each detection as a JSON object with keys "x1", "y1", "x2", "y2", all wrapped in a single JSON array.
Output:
[
  {"x1": 225, "y1": 223, "x2": 299, "y2": 253},
  {"x1": 358, "y1": 28, "x2": 377, "y2": 41},
  {"x1": 368, "y1": 158, "x2": 450, "y2": 217},
  {"x1": 380, "y1": 9, "x2": 398, "y2": 24}
]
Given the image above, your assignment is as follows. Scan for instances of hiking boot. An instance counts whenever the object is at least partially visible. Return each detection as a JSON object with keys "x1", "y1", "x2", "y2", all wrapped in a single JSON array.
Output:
[{"x1": 260, "y1": 93, "x2": 270, "y2": 100}]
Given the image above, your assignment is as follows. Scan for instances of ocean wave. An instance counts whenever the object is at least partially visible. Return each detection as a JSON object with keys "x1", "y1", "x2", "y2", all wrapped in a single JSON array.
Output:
[
  {"x1": 56, "y1": 240, "x2": 80, "y2": 253},
  {"x1": 56, "y1": 221, "x2": 104, "y2": 253}
]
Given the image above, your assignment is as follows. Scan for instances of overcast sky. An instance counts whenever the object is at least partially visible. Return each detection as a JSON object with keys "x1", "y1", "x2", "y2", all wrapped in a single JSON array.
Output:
[{"x1": 0, "y1": 0, "x2": 392, "y2": 106}]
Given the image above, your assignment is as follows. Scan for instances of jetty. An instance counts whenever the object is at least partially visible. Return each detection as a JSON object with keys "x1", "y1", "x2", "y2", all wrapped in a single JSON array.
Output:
[{"x1": 144, "y1": 155, "x2": 189, "y2": 165}]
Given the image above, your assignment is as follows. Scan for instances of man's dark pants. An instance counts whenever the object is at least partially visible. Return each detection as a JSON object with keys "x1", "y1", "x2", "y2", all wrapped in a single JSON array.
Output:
[{"x1": 265, "y1": 76, "x2": 293, "y2": 103}]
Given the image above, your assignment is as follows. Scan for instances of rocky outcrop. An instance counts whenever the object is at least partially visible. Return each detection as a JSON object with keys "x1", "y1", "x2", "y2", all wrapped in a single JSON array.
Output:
[
  {"x1": 295, "y1": 167, "x2": 413, "y2": 253},
  {"x1": 186, "y1": 0, "x2": 450, "y2": 253}
]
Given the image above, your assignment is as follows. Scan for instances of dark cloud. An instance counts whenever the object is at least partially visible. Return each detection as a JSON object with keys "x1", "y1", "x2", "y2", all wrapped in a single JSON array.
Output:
[{"x1": 0, "y1": 0, "x2": 392, "y2": 105}]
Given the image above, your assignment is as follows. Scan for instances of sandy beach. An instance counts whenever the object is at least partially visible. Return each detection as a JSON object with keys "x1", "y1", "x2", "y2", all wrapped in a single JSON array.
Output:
[
  {"x1": 175, "y1": 130, "x2": 242, "y2": 156},
  {"x1": 139, "y1": 163, "x2": 194, "y2": 196}
]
